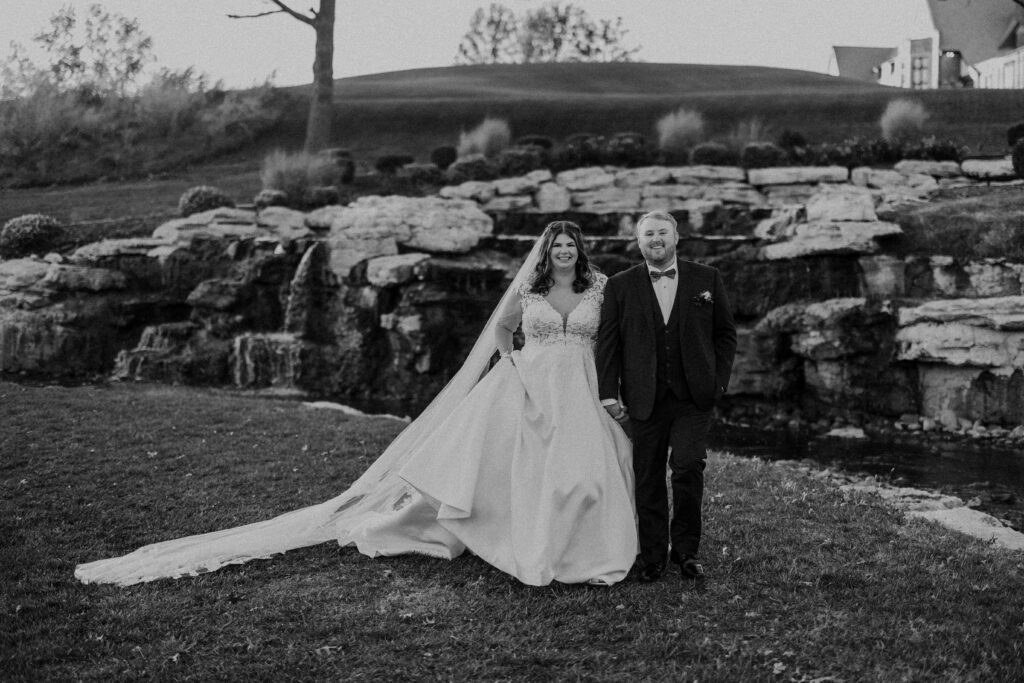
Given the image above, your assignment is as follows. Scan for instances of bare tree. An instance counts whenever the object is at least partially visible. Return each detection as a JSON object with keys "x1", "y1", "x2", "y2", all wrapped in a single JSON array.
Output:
[
  {"x1": 456, "y1": 2, "x2": 639, "y2": 65},
  {"x1": 455, "y1": 3, "x2": 520, "y2": 65},
  {"x1": 229, "y1": 0, "x2": 335, "y2": 152}
]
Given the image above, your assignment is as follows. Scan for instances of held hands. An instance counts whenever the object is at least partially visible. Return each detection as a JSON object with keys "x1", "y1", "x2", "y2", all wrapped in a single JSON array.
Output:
[{"x1": 604, "y1": 401, "x2": 629, "y2": 424}]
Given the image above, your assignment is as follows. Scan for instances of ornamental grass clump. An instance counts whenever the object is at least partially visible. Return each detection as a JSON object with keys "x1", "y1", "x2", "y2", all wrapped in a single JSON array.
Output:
[
  {"x1": 0, "y1": 214, "x2": 64, "y2": 259},
  {"x1": 260, "y1": 150, "x2": 342, "y2": 207},
  {"x1": 457, "y1": 117, "x2": 512, "y2": 159},
  {"x1": 656, "y1": 108, "x2": 706, "y2": 164},
  {"x1": 880, "y1": 99, "x2": 929, "y2": 144}
]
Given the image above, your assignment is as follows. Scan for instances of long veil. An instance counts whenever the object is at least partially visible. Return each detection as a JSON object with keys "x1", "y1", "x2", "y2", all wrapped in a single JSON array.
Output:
[{"x1": 75, "y1": 237, "x2": 547, "y2": 585}]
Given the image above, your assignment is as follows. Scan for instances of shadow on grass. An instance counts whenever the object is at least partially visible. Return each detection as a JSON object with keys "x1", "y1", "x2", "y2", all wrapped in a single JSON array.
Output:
[{"x1": 2, "y1": 380, "x2": 1022, "y2": 681}]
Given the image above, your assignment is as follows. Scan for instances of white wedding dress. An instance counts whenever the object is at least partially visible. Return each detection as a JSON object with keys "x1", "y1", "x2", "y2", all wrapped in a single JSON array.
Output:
[{"x1": 75, "y1": 242, "x2": 637, "y2": 587}]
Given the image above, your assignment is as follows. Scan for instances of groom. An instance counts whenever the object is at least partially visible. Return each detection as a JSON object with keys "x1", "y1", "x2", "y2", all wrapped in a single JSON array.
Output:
[{"x1": 597, "y1": 210, "x2": 736, "y2": 583}]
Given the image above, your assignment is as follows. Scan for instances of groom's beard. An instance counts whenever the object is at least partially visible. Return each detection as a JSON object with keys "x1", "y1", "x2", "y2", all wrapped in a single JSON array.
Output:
[{"x1": 641, "y1": 247, "x2": 676, "y2": 270}]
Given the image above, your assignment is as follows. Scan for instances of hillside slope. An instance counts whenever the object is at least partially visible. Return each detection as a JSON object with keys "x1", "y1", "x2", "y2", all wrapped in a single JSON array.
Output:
[{"x1": 272, "y1": 62, "x2": 1024, "y2": 160}]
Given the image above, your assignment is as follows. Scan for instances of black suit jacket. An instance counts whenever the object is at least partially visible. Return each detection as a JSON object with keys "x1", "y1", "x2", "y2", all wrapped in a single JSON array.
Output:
[{"x1": 597, "y1": 258, "x2": 737, "y2": 419}]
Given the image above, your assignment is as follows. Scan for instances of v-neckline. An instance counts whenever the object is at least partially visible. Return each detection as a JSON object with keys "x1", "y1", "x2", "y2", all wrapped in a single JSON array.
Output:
[{"x1": 542, "y1": 291, "x2": 586, "y2": 333}]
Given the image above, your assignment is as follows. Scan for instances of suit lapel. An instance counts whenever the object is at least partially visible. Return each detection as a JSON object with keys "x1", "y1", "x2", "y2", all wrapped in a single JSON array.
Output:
[
  {"x1": 632, "y1": 264, "x2": 657, "y2": 338},
  {"x1": 674, "y1": 258, "x2": 690, "y2": 337}
]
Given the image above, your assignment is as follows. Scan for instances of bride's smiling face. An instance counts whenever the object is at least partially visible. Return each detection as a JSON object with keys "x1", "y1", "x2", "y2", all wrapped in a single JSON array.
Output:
[{"x1": 548, "y1": 233, "x2": 578, "y2": 271}]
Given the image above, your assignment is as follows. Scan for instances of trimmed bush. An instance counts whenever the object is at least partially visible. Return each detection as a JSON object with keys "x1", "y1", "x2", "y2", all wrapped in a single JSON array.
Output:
[
  {"x1": 398, "y1": 162, "x2": 445, "y2": 185},
  {"x1": 689, "y1": 142, "x2": 739, "y2": 166},
  {"x1": 1008, "y1": 122, "x2": 1024, "y2": 148},
  {"x1": 253, "y1": 189, "x2": 289, "y2": 208},
  {"x1": 375, "y1": 154, "x2": 415, "y2": 175},
  {"x1": 318, "y1": 148, "x2": 355, "y2": 183},
  {"x1": 303, "y1": 185, "x2": 340, "y2": 209},
  {"x1": 740, "y1": 142, "x2": 786, "y2": 169},
  {"x1": 1012, "y1": 139, "x2": 1024, "y2": 179},
  {"x1": 0, "y1": 214, "x2": 64, "y2": 259},
  {"x1": 515, "y1": 134, "x2": 554, "y2": 150},
  {"x1": 553, "y1": 133, "x2": 604, "y2": 170},
  {"x1": 178, "y1": 185, "x2": 235, "y2": 217},
  {"x1": 457, "y1": 117, "x2": 511, "y2": 159},
  {"x1": 777, "y1": 129, "x2": 808, "y2": 150},
  {"x1": 261, "y1": 150, "x2": 342, "y2": 206},
  {"x1": 902, "y1": 136, "x2": 968, "y2": 162},
  {"x1": 445, "y1": 154, "x2": 498, "y2": 184},
  {"x1": 880, "y1": 99, "x2": 928, "y2": 143},
  {"x1": 602, "y1": 132, "x2": 653, "y2": 167},
  {"x1": 496, "y1": 146, "x2": 547, "y2": 177},
  {"x1": 656, "y1": 108, "x2": 705, "y2": 164},
  {"x1": 430, "y1": 146, "x2": 458, "y2": 170}
]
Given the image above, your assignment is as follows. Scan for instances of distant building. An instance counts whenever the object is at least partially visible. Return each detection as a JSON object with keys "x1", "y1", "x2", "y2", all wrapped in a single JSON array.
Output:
[{"x1": 830, "y1": 0, "x2": 1024, "y2": 89}]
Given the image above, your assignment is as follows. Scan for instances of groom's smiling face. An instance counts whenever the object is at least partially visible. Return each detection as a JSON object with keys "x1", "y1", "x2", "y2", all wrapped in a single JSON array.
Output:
[{"x1": 636, "y1": 216, "x2": 678, "y2": 269}]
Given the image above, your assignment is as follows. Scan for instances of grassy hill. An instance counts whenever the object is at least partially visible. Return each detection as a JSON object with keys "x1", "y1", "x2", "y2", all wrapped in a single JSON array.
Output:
[{"x1": 298, "y1": 62, "x2": 1024, "y2": 161}]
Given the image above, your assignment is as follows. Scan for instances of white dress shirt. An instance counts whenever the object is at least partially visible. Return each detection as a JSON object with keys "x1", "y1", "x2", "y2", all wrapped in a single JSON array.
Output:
[{"x1": 647, "y1": 263, "x2": 679, "y2": 324}]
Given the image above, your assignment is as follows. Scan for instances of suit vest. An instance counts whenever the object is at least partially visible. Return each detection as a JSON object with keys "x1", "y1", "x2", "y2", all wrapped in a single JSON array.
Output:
[{"x1": 649, "y1": 281, "x2": 690, "y2": 401}]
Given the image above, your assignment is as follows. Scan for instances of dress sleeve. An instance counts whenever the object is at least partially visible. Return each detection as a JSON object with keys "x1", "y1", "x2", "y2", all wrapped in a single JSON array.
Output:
[{"x1": 494, "y1": 293, "x2": 523, "y2": 355}]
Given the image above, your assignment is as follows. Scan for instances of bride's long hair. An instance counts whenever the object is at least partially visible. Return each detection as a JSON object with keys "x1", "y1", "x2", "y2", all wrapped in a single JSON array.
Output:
[{"x1": 529, "y1": 221, "x2": 597, "y2": 295}]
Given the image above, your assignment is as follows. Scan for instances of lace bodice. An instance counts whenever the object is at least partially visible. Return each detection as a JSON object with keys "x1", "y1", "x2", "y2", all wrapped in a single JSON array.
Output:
[{"x1": 518, "y1": 273, "x2": 607, "y2": 349}]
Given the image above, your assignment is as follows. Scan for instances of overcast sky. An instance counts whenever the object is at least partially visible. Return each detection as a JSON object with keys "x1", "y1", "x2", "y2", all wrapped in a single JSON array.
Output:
[{"x1": 0, "y1": 1, "x2": 936, "y2": 88}]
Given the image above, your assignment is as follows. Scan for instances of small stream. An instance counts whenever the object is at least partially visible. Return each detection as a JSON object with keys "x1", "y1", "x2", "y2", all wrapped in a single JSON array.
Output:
[{"x1": 709, "y1": 423, "x2": 1024, "y2": 531}]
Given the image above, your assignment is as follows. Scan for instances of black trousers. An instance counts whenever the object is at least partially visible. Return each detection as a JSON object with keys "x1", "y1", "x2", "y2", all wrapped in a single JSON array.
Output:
[{"x1": 630, "y1": 394, "x2": 711, "y2": 566}]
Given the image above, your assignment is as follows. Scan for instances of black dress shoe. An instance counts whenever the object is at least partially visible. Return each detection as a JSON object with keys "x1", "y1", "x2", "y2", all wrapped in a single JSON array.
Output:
[
  {"x1": 674, "y1": 555, "x2": 706, "y2": 582},
  {"x1": 633, "y1": 561, "x2": 665, "y2": 583}
]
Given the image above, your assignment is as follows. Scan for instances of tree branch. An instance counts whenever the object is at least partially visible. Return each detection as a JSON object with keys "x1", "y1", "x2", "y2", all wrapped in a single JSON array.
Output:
[
  {"x1": 228, "y1": 1, "x2": 315, "y2": 26},
  {"x1": 227, "y1": 9, "x2": 288, "y2": 20}
]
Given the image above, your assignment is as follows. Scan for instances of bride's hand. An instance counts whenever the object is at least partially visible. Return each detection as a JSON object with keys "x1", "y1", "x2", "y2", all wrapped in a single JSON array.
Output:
[{"x1": 604, "y1": 402, "x2": 628, "y2": 423}]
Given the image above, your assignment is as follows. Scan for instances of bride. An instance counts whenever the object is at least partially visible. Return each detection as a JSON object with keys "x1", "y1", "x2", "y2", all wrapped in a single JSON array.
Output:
[{"x1": 75, "y1": 221, "x2": 638, "y2": 587}]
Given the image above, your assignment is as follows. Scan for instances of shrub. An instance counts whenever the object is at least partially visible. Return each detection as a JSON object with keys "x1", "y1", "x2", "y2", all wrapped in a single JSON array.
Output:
[
  {"x1": 656, "y1": 108, "x2": 705, "y2": 163},
  {"x1": 261, "y1": 149, "x2": 342, "y2": 204},
  {"x1": 515, "y1": 134, "x2": 555, "y2": 150},
  {"x1": 1008, "y1": 122, "x2": 1024, "y2": 148},
  {"x1": 178, "y1": 185, "x2": 235, "y2": 217},
  {"x1": 398, "y1": 162, "x2": 444, "y2": 185},
  {"x1": 457, "y1": 117, "x2": 511, "y2": 159},
  {"x1": 901, "y1": 136, "x2": 968, "y2": 162},
  {"x1": 303, "y1": 185, "x2": 340, "y2": 209},
  {"x1": 1012, "y1": 139, "x2": 1024, "y2": 179},
  {"x1": 430, "y1": 145, "x2": 458, "y2": 170},
  {"x1": 375, "y1": 154, "x2": 415, "y2": 175},
  {"x1": 445, "y1": 154, "x2": 498, "y2": 184},
  {"x1": 553, "y1": 133, "x2": 604, "y2": 170},
  {"x1": 880, "y1": 99, "x2": 928, "y2": 143},
  {"x1": 740, "y1": 142, "x2": 786, "y2": 169},
  {"x1": 318, "y1": 148, "x2": 355, "y2": 183},
  {"x1": 602, "y1": 132, "x2": 653, "y2": 167},
  {"x1": 254, "y1": 189, "x2": 289, "y2": 208},
  {"x1": 689, "y1": 142, "x2": 739, "y2": 166},
  {"x1": 777, "y1": 129, "x2": 807, "y2": 150},
  {"x1": 496, "y1": 146, "x2": 547, "y2": 177},
  {"x1": 0, "y1": 214, "x2": 64, "y2": 259}
]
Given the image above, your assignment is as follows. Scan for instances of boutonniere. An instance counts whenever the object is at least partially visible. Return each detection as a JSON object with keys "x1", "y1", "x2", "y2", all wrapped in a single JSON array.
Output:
[{"x1": 692, "y1": 290, "x2": 713, "y2": 307}]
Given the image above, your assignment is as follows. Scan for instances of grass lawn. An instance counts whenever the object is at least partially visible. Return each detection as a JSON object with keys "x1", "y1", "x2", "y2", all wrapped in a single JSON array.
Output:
[{"x1": 2, "y1": 380, "x2": 1023, "y2": 681}]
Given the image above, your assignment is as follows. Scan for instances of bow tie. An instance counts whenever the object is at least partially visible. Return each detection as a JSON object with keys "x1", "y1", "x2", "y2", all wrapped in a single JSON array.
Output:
[{"x1": 649, "y1": 268, "x2": 676, "y2": 282}]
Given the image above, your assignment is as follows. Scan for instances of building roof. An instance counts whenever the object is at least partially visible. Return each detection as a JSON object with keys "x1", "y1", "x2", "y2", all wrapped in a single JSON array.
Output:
[
  {"x1": 927, "y1": 0, "x2": 1024, "y2": 65},
  {"x1": 831, "y1": 46, "x2": 897, "y2": 81}
]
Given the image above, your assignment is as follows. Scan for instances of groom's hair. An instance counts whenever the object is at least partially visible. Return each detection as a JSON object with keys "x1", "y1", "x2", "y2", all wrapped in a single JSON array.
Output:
[{"x1": 636, "y1": 210, "x2": 678, "y2": 232}]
